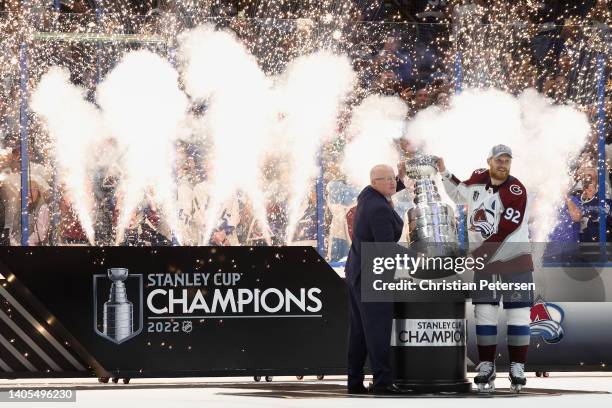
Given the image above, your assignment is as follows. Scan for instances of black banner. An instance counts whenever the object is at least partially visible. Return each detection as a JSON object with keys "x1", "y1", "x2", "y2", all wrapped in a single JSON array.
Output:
[
  {"x1": 1, "y1": 246, "x2": 611, "y2": 378},
  {"x1": 0, "y1": 247, "x2": 347, "y2": 378}
]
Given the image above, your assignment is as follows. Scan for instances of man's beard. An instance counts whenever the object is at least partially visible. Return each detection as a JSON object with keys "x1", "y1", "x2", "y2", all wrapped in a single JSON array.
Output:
[{"x1": 490, "y1": 168, "x2": 509, "y2": 181}]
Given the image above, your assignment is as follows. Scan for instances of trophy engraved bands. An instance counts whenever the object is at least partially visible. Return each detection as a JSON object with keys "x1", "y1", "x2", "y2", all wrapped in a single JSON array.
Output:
[{"x1": 406, "y1": 154, "x2": 458, "y2": 257}]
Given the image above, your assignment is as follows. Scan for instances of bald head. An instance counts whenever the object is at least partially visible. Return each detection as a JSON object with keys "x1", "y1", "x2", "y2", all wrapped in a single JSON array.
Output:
[
  {"x1": 370, "y1": 164, "x2": 397, "y2": 198},
  {"x1": 370, "y1": 164, "x2": 394, "y2": 183}
]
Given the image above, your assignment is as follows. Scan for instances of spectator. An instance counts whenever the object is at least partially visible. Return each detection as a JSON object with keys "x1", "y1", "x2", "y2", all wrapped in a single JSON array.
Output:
[
  {"x1": 575, "y1": 152, "x2": 612, "y2": 199},
  {"x1": 580, "y1": 178, "x2": 612, "y2": 242},
  {"x1": 399, "y1": 87, "x2": 414, "y2": 104},
  {"x1": 121, "y1": 190, "x2": 173, "y2": 246},
  {"x1": 290, "y1": 187, "x2": 318, "y2": 246},
  {"x1": 375, "y1": 35, "x2": 414, "y2": 86},
  {"x1": 414, "y1": 86, "x2": 431, "y2": 109},
  {"x1": 436, "y1": 91, "x2": 450, "y2": 108},
  {"x1": 0, "y1": 147, "x2": 20, "y2": 244},
  {"x1": 412, "y1": 0, "x2": 450, "y2": 43},
  {"x1": 0, "y1": 79, "x2": 18, "y2": 142},
  {"x1": 93, "y1": 138, "x2": 120, "y2": 246},
  {"x1": 209, "y1": 196, "x2": 241, "y2": 246},
  {"x1": 26, "y1": 176, "x2": 50, "y2": 246},
  {"x1": 58, "y1": 191, "x2": 89, "y2": 245},
  {"x1": 545, "y1": 191, "x2": 584, "y2": 261},
  {"x1": 543, "y1": 72, "x2": 569, "y2": 101},
  {"x1": 57, "y1": 0, "x2": 91, "y2": 13},
  {"x1": 188, "y1": 179, "x2": 243, "y2": 246},
  {"x1": 326, "y1": 164, "x2": 359, "y2": 262},
  {"x1": 374, "y1": 70, "x2": 401, "y2": 95},
  {"x1": 176, "y1": 142, "x2": 202, "y2": 246}
]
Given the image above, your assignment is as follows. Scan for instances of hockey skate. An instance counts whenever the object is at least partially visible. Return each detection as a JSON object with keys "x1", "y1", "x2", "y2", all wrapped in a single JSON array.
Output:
[
  {"x1": 474, "y1": 361, "x2": 496, "y2": 392},
  {"x1": 509, "y1": 362, "x2": 526, "y2": 393}
]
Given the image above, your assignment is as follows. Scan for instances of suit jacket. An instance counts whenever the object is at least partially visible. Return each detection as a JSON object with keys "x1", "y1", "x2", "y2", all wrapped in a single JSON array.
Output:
[{"x1": 345, "y1": 179, "x2": 405, "y2": 286}]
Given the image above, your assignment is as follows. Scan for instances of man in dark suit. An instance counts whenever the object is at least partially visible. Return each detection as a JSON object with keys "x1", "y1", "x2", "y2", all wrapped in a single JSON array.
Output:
[{"x1": 345, "y1": 163, "x2": 406, "y2": 394}]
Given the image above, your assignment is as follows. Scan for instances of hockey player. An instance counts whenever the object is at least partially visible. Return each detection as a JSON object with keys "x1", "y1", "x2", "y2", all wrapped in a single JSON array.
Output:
[{"x1": 438, "y1": 144, "x2": 533, "y2": 393}]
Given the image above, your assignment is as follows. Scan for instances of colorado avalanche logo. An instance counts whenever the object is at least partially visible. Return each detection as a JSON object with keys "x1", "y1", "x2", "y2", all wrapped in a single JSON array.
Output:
[
  {"x1": 469, "y1": 201, "x2": 496, "y2": 239},
  {"x1": 509, "y1": 184, "x2": 522, "y2": 195},
  {"x1": 530, "y1": 298, "x2": 565, "y2": 344}
]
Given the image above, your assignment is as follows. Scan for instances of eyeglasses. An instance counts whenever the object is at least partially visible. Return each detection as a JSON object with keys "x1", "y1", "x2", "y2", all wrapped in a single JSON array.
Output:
[{"x1": 373, "y1": 176, "x2": 396, "y2": 182}]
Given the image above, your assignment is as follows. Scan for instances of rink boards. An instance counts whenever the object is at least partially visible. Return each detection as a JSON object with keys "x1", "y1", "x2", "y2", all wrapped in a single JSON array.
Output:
[{"x1": 0, "y1": 246, "x2": 609, "y2": 379}]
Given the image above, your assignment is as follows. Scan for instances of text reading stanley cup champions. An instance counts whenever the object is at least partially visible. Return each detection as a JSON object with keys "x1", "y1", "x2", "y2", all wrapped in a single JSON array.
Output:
[{"x1": 145, "y1": 272, "x2": 323, "y2": 333}]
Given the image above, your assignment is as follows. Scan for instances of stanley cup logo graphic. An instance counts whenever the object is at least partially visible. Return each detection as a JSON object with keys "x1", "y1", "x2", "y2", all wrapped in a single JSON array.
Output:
[
  {"x1": 104, "y1": 268, "x2": 134, "y2": 342},
  {"x1": 93, "y1": 268, "x2": 143, "y2": 344}
]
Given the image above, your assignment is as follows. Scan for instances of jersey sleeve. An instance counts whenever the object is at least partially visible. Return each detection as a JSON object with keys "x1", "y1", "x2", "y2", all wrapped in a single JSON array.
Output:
[
  {"x1": 440, "y1": 169, "x2": 487, "y2": 204},
  {"x1": 440, "y1": 170, "x2": 469, "y2": 204}
]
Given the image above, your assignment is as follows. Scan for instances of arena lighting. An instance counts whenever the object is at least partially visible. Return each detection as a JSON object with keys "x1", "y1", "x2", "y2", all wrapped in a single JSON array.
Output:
[{"x1": 32, "y1": 32, "x2": 166, "y2": 43}]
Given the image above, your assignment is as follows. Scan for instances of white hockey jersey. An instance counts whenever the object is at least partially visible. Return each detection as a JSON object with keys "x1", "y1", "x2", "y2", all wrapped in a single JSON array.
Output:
[{"x1": 440, "y1": 168, "x2": 533, "y2": 272}]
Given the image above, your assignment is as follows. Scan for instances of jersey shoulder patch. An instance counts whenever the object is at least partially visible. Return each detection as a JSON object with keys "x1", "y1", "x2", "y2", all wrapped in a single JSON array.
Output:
[
  {"x1": 465, "y1": 168, "x2": 489, "y2": 186},
  {"x1": 500, "y1": 177, "x2": 527, "y2": 205},
  {"x1": 508, "y1": 184, "x2": 523, "y2": 196}
]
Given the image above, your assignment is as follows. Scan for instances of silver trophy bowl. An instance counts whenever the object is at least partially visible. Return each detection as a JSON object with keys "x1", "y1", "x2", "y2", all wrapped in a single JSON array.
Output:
[{"x1": 405, "y1": 154, "x2": 458, "y2": 256}]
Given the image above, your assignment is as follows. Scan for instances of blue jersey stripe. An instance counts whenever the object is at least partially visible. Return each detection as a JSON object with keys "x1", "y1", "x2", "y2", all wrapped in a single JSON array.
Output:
[
  {"x1": 507, "y1": 325, "x2": 531, "y2": 336},
  {"x1": 476, "y1": 325, "x2": 497, "y2": 336}
]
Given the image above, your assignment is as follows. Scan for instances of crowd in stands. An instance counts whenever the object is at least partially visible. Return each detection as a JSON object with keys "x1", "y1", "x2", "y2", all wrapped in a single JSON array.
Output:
[{"x1": 0, "y1": 1, "x2": 610, "y2": 263}]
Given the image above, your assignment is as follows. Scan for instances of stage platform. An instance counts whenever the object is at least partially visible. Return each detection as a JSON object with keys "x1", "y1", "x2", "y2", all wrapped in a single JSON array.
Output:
[{"x1": 0, "y1": 373, "x2": 610, "y2": 407}]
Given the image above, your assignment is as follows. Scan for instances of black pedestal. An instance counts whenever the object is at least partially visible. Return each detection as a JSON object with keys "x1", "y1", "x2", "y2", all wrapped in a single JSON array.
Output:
[{"x1": 391, "y1": 301, "x2": 471, "y2": 393}]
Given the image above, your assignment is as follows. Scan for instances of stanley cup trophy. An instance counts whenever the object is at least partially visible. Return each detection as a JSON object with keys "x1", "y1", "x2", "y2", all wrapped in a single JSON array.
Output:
[
  {"x1": 391, "y1": 153, "x2": 470, "y2": 393},
  {"x1": 406, "y1": 154, "x2": 458, "y2": 255},
  {"x1": 103, "y1": 268, "x2": 134, "y2": 343}
]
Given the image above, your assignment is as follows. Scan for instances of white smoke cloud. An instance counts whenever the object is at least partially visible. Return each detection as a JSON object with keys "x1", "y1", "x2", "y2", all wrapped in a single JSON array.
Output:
[
  {"x1": 516, "y1": 89, "x2": 591, "y2": 241},
  {"x1": 179, "y1": 26, "x2": 355, "y2": 245},
  {"x1": 96, "y1": 50, "x2": 188, "y2": 244},
  {"x1": 178, "y1": 25, "x2": 276, "y2": 245},
  {"x1": 31, "y1": 67, "x2": 107, "y2": 243},
  {"x1": 406, "y1": 88, "x2": 590, "y2": 241},
  {"x1": 342, "y1": 95, "x2": 408, "y2": 188},
  {"x1": 275, "y1": 51, "x2": 355, "y2": 243}
]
